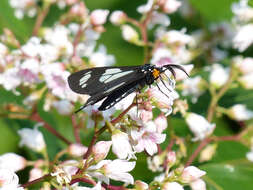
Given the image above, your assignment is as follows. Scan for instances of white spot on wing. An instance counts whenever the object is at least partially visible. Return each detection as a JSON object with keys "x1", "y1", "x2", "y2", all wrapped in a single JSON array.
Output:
[
  {"x1": 81, "y1": 83, "x2": 87, "y2": 88},
  {"x1": 99, "y1": 75, "x2": 111, "y2": 82},
  {"x1": 105, "y1": 71, "x2": 133, "y2": 83},
  {"x1": 79, "y1": 73, "x2": 91, "y2": 87},
  {"x1": 105, "y1": 68, "x2": 122, "y2": 74},
  {"x1": 105, "y1": 82, "x2": 125, "y2": 93},
  {"x1": 99, "y1": 69, "x2": 134, "y2": 83}
]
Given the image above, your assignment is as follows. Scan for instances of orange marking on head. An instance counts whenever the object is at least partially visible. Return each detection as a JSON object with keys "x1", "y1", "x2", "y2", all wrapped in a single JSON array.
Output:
[{"x1": 152, "y1": 69, "x2": 160, "y2": 78}]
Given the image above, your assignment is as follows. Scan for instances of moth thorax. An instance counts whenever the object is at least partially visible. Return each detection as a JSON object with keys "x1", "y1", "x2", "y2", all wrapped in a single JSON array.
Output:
[{"x1": 152, "y1": 69, "x2": 160, "y2": 79}]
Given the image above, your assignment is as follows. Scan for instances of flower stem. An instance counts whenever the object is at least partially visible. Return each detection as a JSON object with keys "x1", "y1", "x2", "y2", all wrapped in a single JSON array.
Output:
[
  {"x1": 207, "y1": 65, "x2": 237, "y2": 122},
  {"x1": 31, "y1": 112, "x2": 72, "y2": 145},
  {"x1": 21, "y1": 174, "x2": 51, "y2": 188},
  {"x1": 32, "y1": 4, "x2": 51, "y2": 36}
]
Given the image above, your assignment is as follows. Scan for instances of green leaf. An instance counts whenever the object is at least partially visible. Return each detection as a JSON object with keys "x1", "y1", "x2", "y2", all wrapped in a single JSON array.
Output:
[
  {"x1": 0, "y1": 119, "x2": 19, "y2": 153},
  {"x1": 0, "y1": 87, "x2": 24, "y2": 105},
  {"x1": 201, "y1": 161, "x2": 253, "y2": 190},
  {"x1": 189, "y1": 0, "x2": 239, "y2": 22},
  {"x1": 0, "y1": 0, "x2": 33, "y2": 42}
]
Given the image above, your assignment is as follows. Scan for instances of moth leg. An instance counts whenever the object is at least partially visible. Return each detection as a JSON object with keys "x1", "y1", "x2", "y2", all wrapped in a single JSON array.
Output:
[
  {"x1": 75, "y1": 105, "x2": 86, "y2": 113},
  {"x1": 163, "y1": 73, "x2": 175, "y2": 87},
  {"x1": 156, "y1": 82, "x2": 171, "y2": 100},
  {"x1": 159, "y1": 76, "x2": 172, "y2": 92}
]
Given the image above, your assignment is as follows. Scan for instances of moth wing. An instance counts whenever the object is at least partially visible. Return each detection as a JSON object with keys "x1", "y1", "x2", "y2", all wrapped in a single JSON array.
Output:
[{"x1": 68, "y1": 66, "x2": 145, "y2": 109}]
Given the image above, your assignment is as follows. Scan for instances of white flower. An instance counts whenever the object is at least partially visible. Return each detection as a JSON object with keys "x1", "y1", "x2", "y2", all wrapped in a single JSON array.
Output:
[
  {"x1": 0, "y1": 168, "x2": 23, "y2": 189},
  {"x1": 131, "y1": 121, "x2": 166, "y2": 155},
  {"x1": 51, "y1": 167, "x2": 72, "y2": 185},
  {"x1": 44, "y1": 25, "x2": 73, "y2": 57},
  {"x1": 190, "y1": 179, "x2": 206, "y2": 190},
  {"x1": 114, "y1": 92, "x2": 135, "y2": 110},
  {"x1": 232, "y1": 0, "x2": 253, "y2": 22},
  {"x1": 53, "y1": 100, "x2": 74, "y2": 115},
  {"x1": 159, "y1": 0, "x2": 182, "y2": 14},
  {"x1": 238, "y1": 72, "x2": 253, "y2": 89},
  {"x1": 174, "y1": 64, "x2": 193, "y2": 81},
  {"x1": 147, "y1": 80, "x2": 179, "y2": 113},
  {"x1": 161, "y1": 29, "x2": 194, "y2": 46},
  {"x1": 0, "y1": 68, "x2": 21, "y2": 91},
  {"x1": 246, "y1": 149, "x2": 253, "y2": 162},
  {"x1": 181, "y1": 166, "x2": 206, "y2": 183},
  {"x1": 234, "y1": 56, "x2": 253, "y2": 74},
  {"x1": 88, "y1": 159, "x2": 135, "y2": 185},
  {"x1": 137, "y1": 0, "x2": 154, "y2": 13},
  {"x1": 227, "y1": 104, "x2": 253, "y2": 121},
  {"x1": 147, "y1": 155, "x2": 163, "y2": 172},
  {"x1": 89, "y1": 45, "x2": 115, "y2": 67},
  {"x1": 0, "y1": 43, "x2": 8, "y2": 66},
  {"x1": 61, "y1": 160, "x2": 79, "y2": 176},
  {"x1": 9, "y1": 0, "x2": 37, "y2": 19},
  {"x1": 0, "y1": 153, "x2": 26, "y2": 172},
  {"x1": 21, "y1": 37, "x2": 41, "y2": 57},
  {"x1": 185, "y1": 113, "x2": 215, "y2": 141},
  {"x1": 41, "y1": 62, "x2": 78, "y2": 102},
  {"x1": 110, "y1": 10, "x2": 127, "y2": 25},
  {"x1": 233, "y1": 24, "x2": 253, "y2": 52},
  {"x1": 90, "y1": 9, "x2": 109, "y2": 26},
  {"x1": 151, "y1": 47, "x2": 174, "y2": 67},
  {"x1": 154, "y1": 114, "x2": 167, "y2": 133},
  {"x1": 111, "y1": 130, "x2": 134, "y2": 160},
  {"x1": 209, "y1": 64, "x2": 229, "y2": 88},
  {"x1": 163, "y1": 182, "x2": 184, "y2": 190},
  {"x1": 121, "y1": 25, "x2": 139, "y2": 43},
  {"x1": 182, "y1": 76, "x2": 204, "y2": 103},
  {"x1": 18, "y1": 58, "x2": 40, "y2": 84},
  {"x1": 148, "y1": 12, "x2": 170, "y2": 28},
  {"x1": 18, "y1": 127, "x2": 46, "y2": 152}
]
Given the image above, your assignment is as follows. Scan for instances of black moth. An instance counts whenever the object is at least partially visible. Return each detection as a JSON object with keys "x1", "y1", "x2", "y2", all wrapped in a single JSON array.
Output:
[{"x1": 68, "y1": 63, "x2": 188, "y2": 112}]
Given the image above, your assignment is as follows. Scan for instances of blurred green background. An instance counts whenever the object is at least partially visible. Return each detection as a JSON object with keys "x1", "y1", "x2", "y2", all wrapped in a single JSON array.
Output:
[{"x1": 0, "y1": 0, "x2": 253, "y2": 189}]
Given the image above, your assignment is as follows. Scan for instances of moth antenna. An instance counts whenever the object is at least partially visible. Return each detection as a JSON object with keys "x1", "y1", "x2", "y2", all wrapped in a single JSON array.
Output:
[
  {"x1": 167, "y1": 67, "x2": 177, "y2": 78},
  {"x1": 167, "y1": 64, "x2": 189, "y2": 77}
]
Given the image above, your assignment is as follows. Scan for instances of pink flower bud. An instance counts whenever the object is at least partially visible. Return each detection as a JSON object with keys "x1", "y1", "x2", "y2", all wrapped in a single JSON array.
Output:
[
  {"x1": 190, "y1": 179, "x2": 206, "y2": 190},
  {"x1": 158, "y1": 0, "x2": 182, "y2": 14},
  {"x1": 66, "y1": 0, "x2": 78, "y2": 5},
  {"x1": 110, "y1": 10, "x2": 127, "y2": 25},
  {"x1": 68, "y1": 143, "x2": 88, "y2": 157},
  {"x1": 135, "y1": 180, "x2": 149, "y2": 190},
  {"x1": 121, "y1": 25, "x2": 139, "y2": 43},
  {"x1": 163, "y1": 182, "x2": 184, "y2": 190},
  {"x1": 181, "y1": 166, "x2": 206, "y2": 183},
  {"x1": 70, "y1": 2, "x2": 87, "y2": 18},
  {"x1": 167, "y1": 151, "x2": 176, "y2": 166},
  {"x1": 29, "y1": 168, "x2": 43, "y2": 181},
  {"x1": 92, "y1": 141, "x2": 112, "y2": 162},
  {"x1": 90, "y1": 9, "x2": 109, "y2": 26}
]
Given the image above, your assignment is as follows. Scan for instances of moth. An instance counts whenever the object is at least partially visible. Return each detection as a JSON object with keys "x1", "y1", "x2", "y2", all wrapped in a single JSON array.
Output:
[{"x1": 68, "y1": 63, "x2": 188, "y2": 112}]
